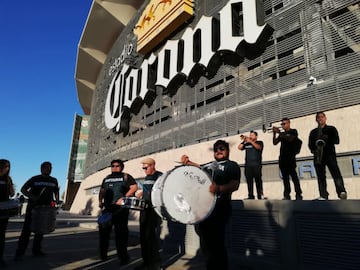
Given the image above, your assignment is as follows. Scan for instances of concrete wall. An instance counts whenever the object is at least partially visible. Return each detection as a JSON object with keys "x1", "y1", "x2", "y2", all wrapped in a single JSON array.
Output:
[{"x1": 70, "y1": 105, "x2": 360, "y2": 215}]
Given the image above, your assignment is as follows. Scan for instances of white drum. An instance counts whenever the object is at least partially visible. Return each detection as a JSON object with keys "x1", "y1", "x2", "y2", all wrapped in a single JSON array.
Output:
[
  {"x1": 151, "y1": 165, "x2": 216, "y2": 224},
  {"x1": 120, "y1": 197, "x2": 145, "y2": 211}
]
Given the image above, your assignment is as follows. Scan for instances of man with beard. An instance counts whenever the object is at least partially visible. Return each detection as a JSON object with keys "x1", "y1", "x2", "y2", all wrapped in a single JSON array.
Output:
[{"x1": 180, "y1": 140, "x2": 240, "y2": 270}]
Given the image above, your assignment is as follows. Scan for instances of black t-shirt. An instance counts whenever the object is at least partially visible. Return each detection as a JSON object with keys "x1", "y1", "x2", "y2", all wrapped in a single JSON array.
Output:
[
  {"x1": 308, "y1": 124, "x2": 339, "y2": 156},
  {"x1": 202, "y1": 159, "x2": 241, "y2": 203},
  {"x1": 142, "y1": 171, "x2": 162, "y2": 203},
  {"x1": 241, "y1": 141, "x2": 263, "y2": 166},
  {"x1": 279, "y1": 128, "x2": 298, "y2": 160},
  {"x1": 22, "y1": 174, "x2": 59, "y2": 206},
  {"x1": 101, "y1": 172, "x2": 136, "y2": 206}
]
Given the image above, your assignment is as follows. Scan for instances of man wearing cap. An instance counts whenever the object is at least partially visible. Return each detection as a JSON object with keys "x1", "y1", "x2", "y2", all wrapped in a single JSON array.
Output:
[
  {"x1": 135, "y1": 157, "x2": 163, "y2": 270},
  {"x1": 180, "y1": 140, "x2": 240, "y2": 270},
  {"x1": 98, "y1": 159, "x2": 138, "y2": 265}
]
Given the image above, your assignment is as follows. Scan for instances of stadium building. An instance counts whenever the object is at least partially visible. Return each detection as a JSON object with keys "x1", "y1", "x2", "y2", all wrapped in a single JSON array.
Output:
[{"x1": 66, "y1": 1, "x2": 360, "y2": 268}]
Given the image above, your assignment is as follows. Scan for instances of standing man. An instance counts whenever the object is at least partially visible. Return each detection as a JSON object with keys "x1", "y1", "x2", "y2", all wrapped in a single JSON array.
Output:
[
  {"x1": 273, "y1": 118, "x2": 303, "y2": 200},
  {"x1": 98, "y1": 159, "x2": 137, "y2": 265},
  {"x1": 15, "y1": 161, "x2": 59, "y2": 260},
  {"x1": 308, "y1": 112, "x2": 347, "y2": 200},
  {"x1": 135, "y1": 157, "x2": 163, "y2": 270},
  {"x1": 180, "y1": 140, "x2": 240, "y2": 270},
  {"x1": 238, "y1": 131, "x2": 264, "y2": 200}
]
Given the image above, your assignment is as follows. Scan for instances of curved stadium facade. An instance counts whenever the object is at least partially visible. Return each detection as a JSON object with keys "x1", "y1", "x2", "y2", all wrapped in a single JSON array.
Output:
[{"x1": 71, "y1": 0, "x2": 360, "y2": 211}]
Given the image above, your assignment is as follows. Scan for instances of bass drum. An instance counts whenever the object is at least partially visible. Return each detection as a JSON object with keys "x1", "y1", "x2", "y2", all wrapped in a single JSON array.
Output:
[{"x1": 151, "y1": 165, "x2": 216, "y2": 224}]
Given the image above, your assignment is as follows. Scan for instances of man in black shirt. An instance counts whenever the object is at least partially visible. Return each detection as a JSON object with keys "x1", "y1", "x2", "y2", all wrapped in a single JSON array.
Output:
[
  {"x1": 238, "y1": 131, "x2": 264, "y2": 199},
  {"x1": 98, "y1": 159, "x2": 137, "y2": 265},
  {"x1": 273, "y1": 118, "x2": 303, "y2": 200},
  {"x1": 308, "y1": 112, "x2": 347, "y2": 200},
  {"x1": 135, "y1": 157, "x2": 163, "y2": 270},
  {"x1": 15, "y1": 161, "x2": 59, "y2": 260},
  {"x1": 180, "y1": 140, "x2": 240, "y2": 270}
]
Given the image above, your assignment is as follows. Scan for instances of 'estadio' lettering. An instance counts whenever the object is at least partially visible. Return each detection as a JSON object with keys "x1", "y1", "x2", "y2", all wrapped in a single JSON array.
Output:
[{"x1": 105, "y1": 0, "x2": 273, "y2": 135}]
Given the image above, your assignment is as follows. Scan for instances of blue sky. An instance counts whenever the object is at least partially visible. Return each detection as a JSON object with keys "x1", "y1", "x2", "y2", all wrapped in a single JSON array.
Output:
[{"x1": 0, "y1": 1, "x2": 93, "y2": 196}]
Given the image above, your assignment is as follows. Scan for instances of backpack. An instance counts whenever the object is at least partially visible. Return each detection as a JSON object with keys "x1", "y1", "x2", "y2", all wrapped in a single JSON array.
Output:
[{"x1": 294, "y1": 137, "x2": 303, "y2": 155}]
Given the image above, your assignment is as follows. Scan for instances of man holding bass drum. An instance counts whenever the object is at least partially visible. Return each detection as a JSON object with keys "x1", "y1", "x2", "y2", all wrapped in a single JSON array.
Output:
[{"x1": 180, "y1": 140, "x2": 240, "y2": 270}]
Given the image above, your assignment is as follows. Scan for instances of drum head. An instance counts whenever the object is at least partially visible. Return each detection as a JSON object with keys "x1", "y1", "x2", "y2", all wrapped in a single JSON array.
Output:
[
  {"x1": 151, "y1": 172, "x2": 168, "y2": 218},
  {"x1": 161, "y1": 165, "x2": 216, "y2": 224}
]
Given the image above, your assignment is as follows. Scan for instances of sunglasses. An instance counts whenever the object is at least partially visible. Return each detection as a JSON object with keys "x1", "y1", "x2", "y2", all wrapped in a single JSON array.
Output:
[
  {"x1": 214, "y1": 146, "x2": 226, "y2": 152},
  {"x1": 111, "y1": 164, "x2": 120, "y2": 168},
  {"x1": 142, "y1": 166, "x2": 149, "y2": 170}
]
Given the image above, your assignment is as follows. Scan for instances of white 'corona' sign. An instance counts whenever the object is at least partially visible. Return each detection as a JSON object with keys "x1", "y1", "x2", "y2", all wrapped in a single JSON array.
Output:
[{"x1": 105, "y1": 0, "x2": 273, "y2": 135}]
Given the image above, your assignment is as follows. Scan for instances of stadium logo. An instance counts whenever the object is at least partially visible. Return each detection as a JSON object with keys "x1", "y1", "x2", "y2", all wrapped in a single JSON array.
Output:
[
  {"x1": 105, "y1": 0, "x2": 273, "y2": 135},
  {"x1": 134, "y1": 0, "x2": 194, "y2": 55}
]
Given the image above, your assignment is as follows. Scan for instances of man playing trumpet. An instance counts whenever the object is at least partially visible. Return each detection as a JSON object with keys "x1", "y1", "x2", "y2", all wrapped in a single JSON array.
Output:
[
  {"x1": 308, "y1": 112, "x2": 347, "y2": 200},
  {"x1": 238, "y1": 131, "x2": 265, "y2": 199},
  {"x1": 273, "y1": 118, "x2": 303, "y2": 200}
]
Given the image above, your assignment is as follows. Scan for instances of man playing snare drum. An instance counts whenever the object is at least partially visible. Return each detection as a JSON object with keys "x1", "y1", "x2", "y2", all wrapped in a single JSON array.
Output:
[
  {"x1": 14, "y1": 161, "x2": 59, "y2": 260},
  {"x1": 181, "y1": 140, "x2": 240, "y2": 270},
  {"x1": 98, "y1": 159, "x2": 137, "y2": 265},
  {"x1": 134, "y1": 157, "x2": 163, "y2": 270}
]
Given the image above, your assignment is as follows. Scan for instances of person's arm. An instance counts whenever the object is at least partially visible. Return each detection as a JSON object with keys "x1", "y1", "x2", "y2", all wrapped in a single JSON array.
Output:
[
  {"x1": 125, "y1": 183, "x2": 138, "y2": 197},
  {"x1": 98, "y1": 188, "x2": 105, "y2": 208},
  {"x1": 180, "y1": 155, "x2": 200, "y2": 167},
  {"x1": 238, "y1": 142, "x2": 245, "y2": 150},
  {"x1": 8, "y1": 177, "x2": 15, "y2": 197},
  {"x1": 20, "y1": 179, "x2": 36, "y2": 201},
  {"x1": 272, "y1": 127, "x2": 281, "y2": 145},
  {"x1": 210, "y1": 179, "x2": 239, "y2": 194},
  {"x1": 55, "y1": 180, "x2": 60, "y2": 203},
  {"x1": 250, "y1": 140, "x2": 262, "y2": 151}
]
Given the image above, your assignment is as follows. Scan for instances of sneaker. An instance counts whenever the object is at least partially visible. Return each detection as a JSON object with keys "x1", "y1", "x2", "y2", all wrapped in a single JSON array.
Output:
[
  {"x1": 315, "y1": 196, "x2": 327, "y2": 200},
  {"x1": 296, "y1": 195, "x2": 303, "y2": 200},
  {"x1": 244, "y1": 196, "x2": 255, "y2": 200},
  {"x1": 258, "y1": 195, "x2": 267, "y2": 200},
  {"x1": 339, "y1": 192, "x2": 347, "y2": 200},
  {"x1": 282, "y1": 197, "x2": 290, "y2": 200}
]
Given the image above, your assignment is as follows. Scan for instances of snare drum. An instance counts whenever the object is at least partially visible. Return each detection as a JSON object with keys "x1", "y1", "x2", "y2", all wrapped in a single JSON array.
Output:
[
  {"x1": 120, "y1": 197, "x2": 146, "y2": 211},
  {"x1": 0, "y1": 200, "x2": 20, "y2": 218},
  {"x1": 31, "y1": 205, "x2": 57, "y2": 234},
  {"x1": 151, "y1": 165, "x2": 216, "y2": 224}
]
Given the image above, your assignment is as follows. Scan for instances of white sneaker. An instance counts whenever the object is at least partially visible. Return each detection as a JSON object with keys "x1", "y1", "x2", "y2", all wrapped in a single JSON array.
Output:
[
  {"x1": 316, "y1": 196, "x2": 327, "y2": 200},
  {"x1": 339, "y1": 192, "x2": 347, "y2": 200}
]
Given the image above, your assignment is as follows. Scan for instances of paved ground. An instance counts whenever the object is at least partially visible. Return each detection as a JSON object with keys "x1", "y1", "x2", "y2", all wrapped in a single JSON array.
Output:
[{"x1": 3, "y1": 211, "x2": 206, "y2": 270}]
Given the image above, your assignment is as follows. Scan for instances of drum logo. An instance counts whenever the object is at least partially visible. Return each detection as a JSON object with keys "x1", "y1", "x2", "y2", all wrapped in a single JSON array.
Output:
[{"x1": 183, "y1": 171, "x2": 207, "y2": 185}]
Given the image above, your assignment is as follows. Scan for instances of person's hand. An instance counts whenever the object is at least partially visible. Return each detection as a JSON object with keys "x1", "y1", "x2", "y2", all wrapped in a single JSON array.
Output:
[
  {"x1": 115, "y1": 197, "x2": 124, "y2": 206},
  {"x1": 99, "y1": 201, "x2": 103, "y2": 208},
  {"x1": 135, "y1": 190, "x2": 143, "y2": 199},
  {"x1": 209, "y1": 182, "x2": 220, "y2": 194},
  {"x1": 180, "y1": 155, "x2": 190, "y2": 165}
]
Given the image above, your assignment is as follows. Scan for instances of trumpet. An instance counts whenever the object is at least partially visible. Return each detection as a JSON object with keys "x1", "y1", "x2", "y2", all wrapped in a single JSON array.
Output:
[
  {"x1": 262, "y1": 124, "x2": 284, "y2": 133},
  {"x1": 240, "y1": 134, "x2": 247, "y2": 141},
  {"x1": 264, "y1": 126, "x2": 283, "y2": 133}
]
